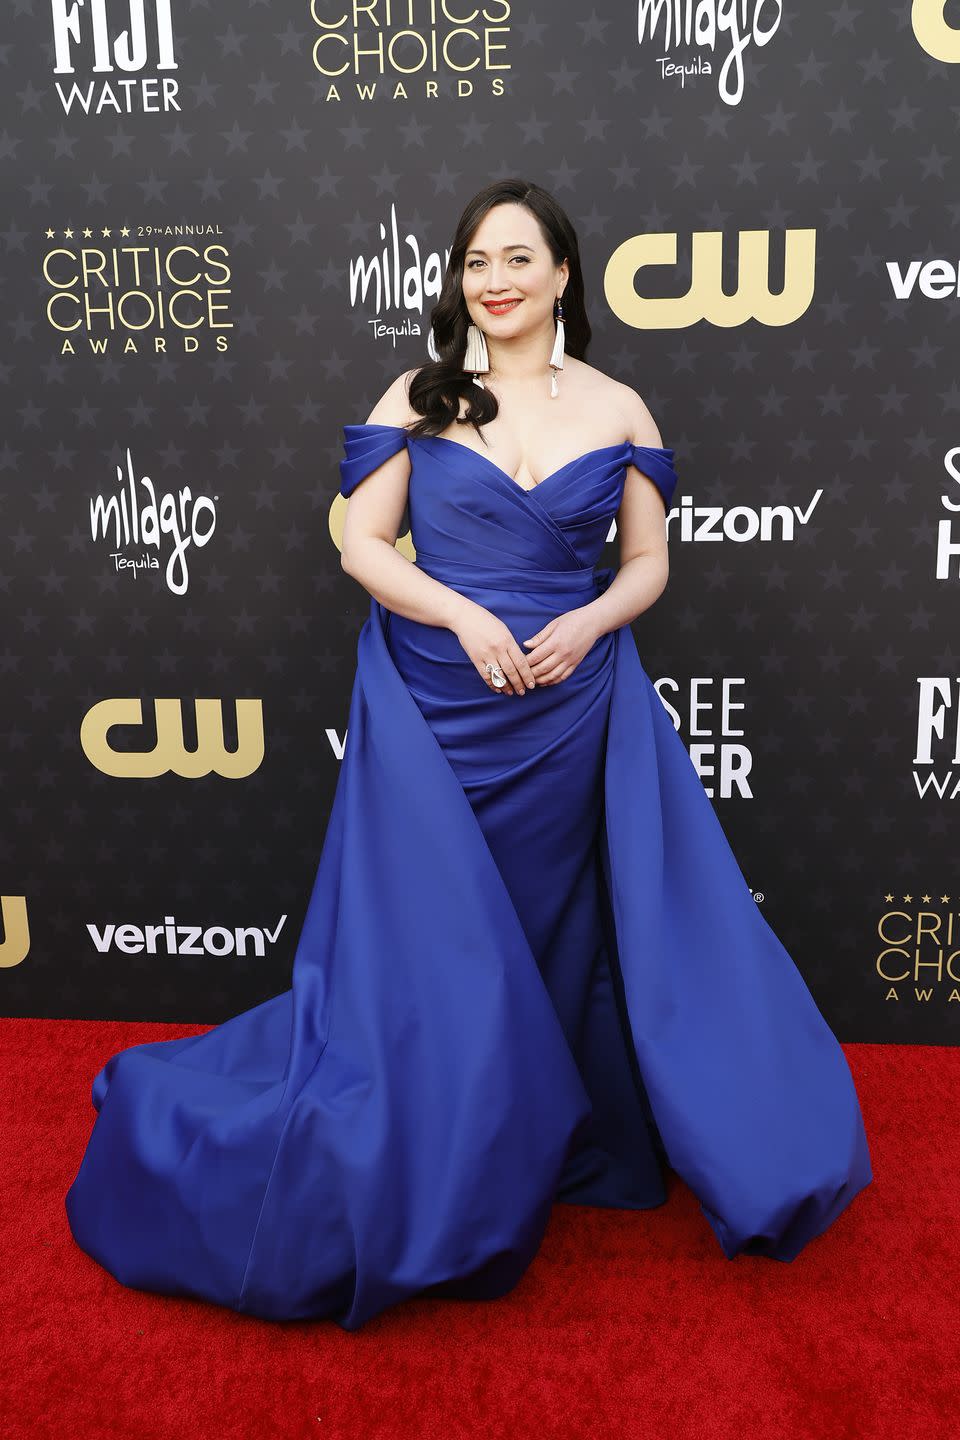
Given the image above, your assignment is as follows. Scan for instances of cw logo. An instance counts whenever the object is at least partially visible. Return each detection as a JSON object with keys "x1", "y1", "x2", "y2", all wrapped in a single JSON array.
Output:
[
  {"x1": 913, "y1": 0, "x2": 960, "y2": 62},
  {"x1": 605, "y1": 229, "x2": 816, "y2": 329},
  {"x1": 80, "y1": 698, "x2": 264, "y2": 778},
  {"x1": 0, "y1": 896, "x2": 30, "y2": 969}
]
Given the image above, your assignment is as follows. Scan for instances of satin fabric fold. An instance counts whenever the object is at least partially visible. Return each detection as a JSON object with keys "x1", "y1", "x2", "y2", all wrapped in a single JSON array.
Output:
[
  {"x1": 65, "y1": 421, "x2": 871, "y2": 1330},
  {"x1": 66, "y1": 588, "x2": 596, "y2": 1328}
]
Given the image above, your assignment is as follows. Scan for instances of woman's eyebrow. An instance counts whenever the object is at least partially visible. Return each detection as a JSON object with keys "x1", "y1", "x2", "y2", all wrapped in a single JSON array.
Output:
[{"x1": 465, "y1": 244, "x2": 534, "y2": 256}]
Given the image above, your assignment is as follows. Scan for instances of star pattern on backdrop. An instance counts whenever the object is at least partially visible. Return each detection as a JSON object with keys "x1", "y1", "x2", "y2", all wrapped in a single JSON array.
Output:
[{"x1": 1, "y1": 0, "x2": 953, "y2": 1036}]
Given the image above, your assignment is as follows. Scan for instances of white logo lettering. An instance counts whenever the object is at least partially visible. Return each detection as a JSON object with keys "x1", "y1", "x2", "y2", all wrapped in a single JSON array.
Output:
[{"x1": 88, "y1": 445, "x2": 218, "y2": 595}]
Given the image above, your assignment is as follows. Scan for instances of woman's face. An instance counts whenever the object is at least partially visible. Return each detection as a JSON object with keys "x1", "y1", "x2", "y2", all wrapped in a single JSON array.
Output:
[{"x1": 461, "y1": 203, "x2": 567, "y2": 336}]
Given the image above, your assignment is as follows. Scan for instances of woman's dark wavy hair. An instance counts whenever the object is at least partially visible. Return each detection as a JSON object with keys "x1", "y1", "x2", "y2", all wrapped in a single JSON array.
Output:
[{"x1": 405, "y1": 178, "x2": 591, "y2": 442}]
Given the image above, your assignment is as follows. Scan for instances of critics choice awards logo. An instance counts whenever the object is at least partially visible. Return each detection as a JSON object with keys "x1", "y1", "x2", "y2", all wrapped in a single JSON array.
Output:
[
  {"x1": 876, "y1": 897, "x2": 960, "y2": 1007},
  {"x1": 43, "y1": 229, "x2": 232, "y2": 354}
]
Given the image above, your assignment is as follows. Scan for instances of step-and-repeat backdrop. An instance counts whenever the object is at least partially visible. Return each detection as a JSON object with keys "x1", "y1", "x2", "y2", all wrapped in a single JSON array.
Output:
[{"x1": 2, "y1": 2, "x2": 957, "y2": 1042}]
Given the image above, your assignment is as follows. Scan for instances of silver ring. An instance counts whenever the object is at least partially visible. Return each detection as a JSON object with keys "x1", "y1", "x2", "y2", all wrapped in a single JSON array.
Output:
[{"x1": 485, "y1": 662, "x2": 507, "y2": 689}]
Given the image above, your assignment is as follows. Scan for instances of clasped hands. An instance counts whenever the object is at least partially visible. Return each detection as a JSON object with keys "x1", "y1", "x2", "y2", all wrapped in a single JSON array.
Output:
[{"x1": 454, "y1": 603, "x2": 601, "y2": 696}]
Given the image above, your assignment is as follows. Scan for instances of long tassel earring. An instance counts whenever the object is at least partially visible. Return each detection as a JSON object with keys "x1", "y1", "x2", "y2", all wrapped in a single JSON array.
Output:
[
  {"x1": 549, "y1": 295, "x2": 565, "y2": 398},
  {"x1": 464, "y1": 322, "x2": 489, "y2": 389}
]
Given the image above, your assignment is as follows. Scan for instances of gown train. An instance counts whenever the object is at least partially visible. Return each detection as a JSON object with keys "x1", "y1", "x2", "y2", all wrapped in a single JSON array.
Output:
[{"x1": 65, "y1": 422, "x2": 872, "y2": 1329}]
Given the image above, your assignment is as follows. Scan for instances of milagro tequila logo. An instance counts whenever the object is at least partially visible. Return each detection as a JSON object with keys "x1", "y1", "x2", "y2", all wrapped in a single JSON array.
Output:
[
  {"x1": 88, "y1": 445, "x2": 218, "y2": 595},
  {"x1": 638, "y1": 0, "x2": 783, "y2": 106},
  {"x1": 51, "y1": 0, "x2": 182, "y2": 116},
  {"x1": 349, "y1": 202, "x2": 451, "y2": 345}
]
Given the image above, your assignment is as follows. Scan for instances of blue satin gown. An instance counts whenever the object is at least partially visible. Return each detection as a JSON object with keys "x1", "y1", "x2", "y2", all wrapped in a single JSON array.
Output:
[{"x1": 65, "y1": 422, "x2": 873, "y2": 1330}]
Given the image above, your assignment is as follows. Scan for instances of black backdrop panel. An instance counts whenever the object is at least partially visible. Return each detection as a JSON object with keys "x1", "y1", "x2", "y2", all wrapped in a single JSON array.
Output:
[{"x1": 2, "y1": 1, "x2": 957, "y2": 1042}]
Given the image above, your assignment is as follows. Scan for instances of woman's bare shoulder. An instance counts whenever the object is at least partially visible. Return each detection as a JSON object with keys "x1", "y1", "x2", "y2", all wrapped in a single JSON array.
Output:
[
  {"x1": 363, "y1": 368, "x2": 422, "y2": 429},
  {"x1": 569, "y1": 360, "x2": 664, "y2": 448}
]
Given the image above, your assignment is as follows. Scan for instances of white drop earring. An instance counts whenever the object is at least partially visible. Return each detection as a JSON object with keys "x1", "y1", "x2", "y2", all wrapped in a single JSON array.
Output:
[
  {"x1": 550, "y1": 295, "x2": 565, "y2": 398},
  {"x1": 464, "y1": 322, "x2": 489, "y2": 389}
]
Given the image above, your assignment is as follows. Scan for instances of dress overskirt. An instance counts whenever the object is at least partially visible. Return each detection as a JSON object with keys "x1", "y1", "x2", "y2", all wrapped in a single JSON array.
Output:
[{"x1": 64, "y1": 423, "x2": 872, "y2": 1329}]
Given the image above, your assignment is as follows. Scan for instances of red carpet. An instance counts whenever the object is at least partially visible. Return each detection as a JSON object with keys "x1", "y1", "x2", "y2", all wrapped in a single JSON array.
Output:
[{"x1": 1, "y1": 1018, "x2": 956, "y2": 1440}]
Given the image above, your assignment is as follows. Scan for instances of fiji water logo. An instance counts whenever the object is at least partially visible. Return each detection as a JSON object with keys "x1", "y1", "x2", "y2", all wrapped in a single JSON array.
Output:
[
  {"x1": 88, "y1": 445, "x2": 218, "y2": 595},
  {"x1": 51, "y1": 0, "x2": 182, "y2": 116},
  {"x1": 913, "y1": 678, "x2": 960, "y2": 799}
]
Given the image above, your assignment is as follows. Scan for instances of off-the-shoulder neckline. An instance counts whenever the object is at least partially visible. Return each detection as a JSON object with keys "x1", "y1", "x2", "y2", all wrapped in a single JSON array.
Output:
[{"x1": 343, "y1": 422, "x2": 674, "y2": 496}]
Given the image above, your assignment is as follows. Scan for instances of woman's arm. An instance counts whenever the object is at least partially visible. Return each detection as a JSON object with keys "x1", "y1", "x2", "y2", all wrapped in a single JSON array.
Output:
[
  {"x1": 342, "y1": 375, "x2": 538, "y2": 694},
  {"x1": 579, "y1": 383, "x2": 671, "y2": 638},
  {"x1": 340, "y1": 371, "x2": 476, "y2": 632}
]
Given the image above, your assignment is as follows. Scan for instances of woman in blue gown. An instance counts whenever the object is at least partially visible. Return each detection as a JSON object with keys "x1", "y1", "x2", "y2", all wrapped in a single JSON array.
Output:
[{"x1": 65, "y1": 178, "x2": 872, "y2": 1331}]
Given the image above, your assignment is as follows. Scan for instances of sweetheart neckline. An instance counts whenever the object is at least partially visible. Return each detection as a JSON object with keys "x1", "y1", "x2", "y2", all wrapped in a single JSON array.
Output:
[
  {"x1": 418, "y1": 434, "x2": 631, "y2": 494},
  {"x1": 351, "y1": 423, "x2": 673, "y2": 496}
]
